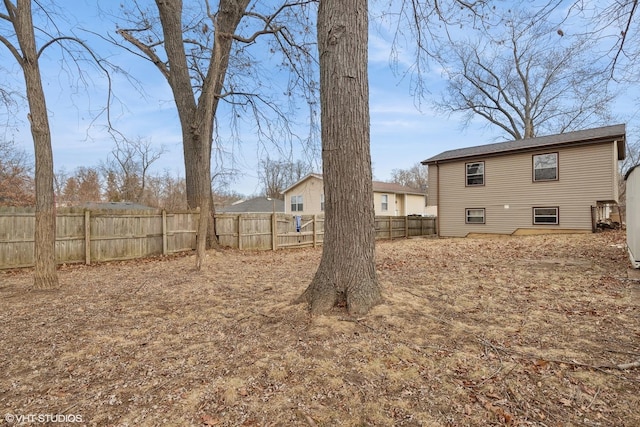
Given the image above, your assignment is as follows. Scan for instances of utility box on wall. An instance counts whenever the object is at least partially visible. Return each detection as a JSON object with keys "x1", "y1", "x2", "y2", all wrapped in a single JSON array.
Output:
[{"x1": 625, "y1": 164, "x2": 640, "y2": 268}]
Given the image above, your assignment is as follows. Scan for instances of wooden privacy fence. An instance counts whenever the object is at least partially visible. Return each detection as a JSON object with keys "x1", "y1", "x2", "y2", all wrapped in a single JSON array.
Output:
[
  {"x1": 0, "y1": 206, "x2": 198, "y2": 269},
  {"x1": 215, "y1": 214, "x2": 437, "y2": 251},
  {"x1": 0, "y1": 209, "x2": 437, "y2": 269}
]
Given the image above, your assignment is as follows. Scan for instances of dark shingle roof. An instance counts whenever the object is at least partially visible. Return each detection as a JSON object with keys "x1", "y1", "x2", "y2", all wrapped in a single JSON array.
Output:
[
  {"x1": 421, "y1": 124, "x2": 626, "y2": 164},
  {"x1": 218, "y1": 197, "x2": 284, "y2": 213}
]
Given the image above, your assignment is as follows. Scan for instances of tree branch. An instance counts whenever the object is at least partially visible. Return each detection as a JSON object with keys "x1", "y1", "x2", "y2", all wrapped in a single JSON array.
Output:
[{"x1": 117, "y1": 28, "x2": 169, "y2": 78}]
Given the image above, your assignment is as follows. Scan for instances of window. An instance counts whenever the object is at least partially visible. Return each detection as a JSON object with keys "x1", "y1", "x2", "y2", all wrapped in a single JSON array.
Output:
[
  {"x1": 290, "y1": 195, "x2": 303, "y2": 212},
  {"x1": 533, "y1": 153, "x2": 558, "y2": 181},
  {"x1": 465, "y1": 208, "x2": 485, "y2": 224},
  {"x1": 466, "y1": 162, "x2": 484, "y2": 186},
  {"x1": 533, "y1": 207, "x2": 559, "y2": 225},
  {"x1": 320, "y1": 194, "x2": 325, "y2": 211},
  {"x1": 381, "y1": 195, "x2": 389, "y2": 212}
]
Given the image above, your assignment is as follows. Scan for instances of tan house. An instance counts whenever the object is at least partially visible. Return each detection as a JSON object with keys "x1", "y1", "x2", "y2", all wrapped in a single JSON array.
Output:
[
  {"x1": 421, "y1": 124, "x2": 626, "y2": 237},
  {"x1": 282, "y1": 173, "x2": 427, "y2": 216}
]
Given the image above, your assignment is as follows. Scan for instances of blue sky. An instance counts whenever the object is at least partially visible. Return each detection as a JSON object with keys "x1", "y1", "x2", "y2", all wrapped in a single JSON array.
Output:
[{"x1": 4, "y1": 0, "x2": 639, "y2": 196}]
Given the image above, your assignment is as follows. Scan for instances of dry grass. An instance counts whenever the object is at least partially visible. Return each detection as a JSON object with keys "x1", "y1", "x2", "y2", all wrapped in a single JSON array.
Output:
[{"x1": 1, "y1": 230, "x2": 639, "y2": 426}]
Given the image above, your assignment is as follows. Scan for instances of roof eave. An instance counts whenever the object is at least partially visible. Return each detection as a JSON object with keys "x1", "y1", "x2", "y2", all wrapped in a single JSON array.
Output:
[{"x1": 423, "y1": 133, "x2": 627, "y2": 165}]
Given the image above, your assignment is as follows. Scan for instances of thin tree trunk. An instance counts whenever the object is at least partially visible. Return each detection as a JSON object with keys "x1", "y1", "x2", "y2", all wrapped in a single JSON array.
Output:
[
  {"x1": 297, "y1": 0, "x2": 380, "y2": 315},
  {"x1": 12, "y1": 0, "x2": 59, "y2": 289}
]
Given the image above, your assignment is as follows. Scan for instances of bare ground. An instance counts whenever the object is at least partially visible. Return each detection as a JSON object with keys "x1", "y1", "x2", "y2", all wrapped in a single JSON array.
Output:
[{"x1": 0, "y1": 230, "x2": 639, "y2": 426}]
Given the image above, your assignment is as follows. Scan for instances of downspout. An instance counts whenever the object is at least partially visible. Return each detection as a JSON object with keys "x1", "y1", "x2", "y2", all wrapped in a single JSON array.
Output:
[{"x1": 436, "y1": 161, "x2": 440, "y2": 237}]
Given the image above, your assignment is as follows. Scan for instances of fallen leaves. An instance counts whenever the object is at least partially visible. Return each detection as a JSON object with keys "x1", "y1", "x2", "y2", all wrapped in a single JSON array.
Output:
[{"x1": 0, "y1": 230, "x2": 638, "y2": 426}]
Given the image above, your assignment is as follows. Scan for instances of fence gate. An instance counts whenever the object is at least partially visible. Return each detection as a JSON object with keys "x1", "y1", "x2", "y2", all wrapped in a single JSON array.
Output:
[{"x1": 276, "y1": 215, "x2": 324, "y2": 249}]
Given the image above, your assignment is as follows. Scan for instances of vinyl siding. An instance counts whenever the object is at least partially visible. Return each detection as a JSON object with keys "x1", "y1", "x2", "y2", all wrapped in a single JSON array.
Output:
[
  {"x1": 285, "y1": 176, "x2": 425, "y2": 216},
  {"x1": 427, "y1": 165, "x2": 438, "y2": 208},
  {"x1": 373, "y1": 192, "x2": 394, "y2": 215},
  {"x1": 613, "y1": 140, "x2": 621, "y2": 202},
  {"x1": 285, "y1": 177, "x2": 325, "y2": 215},
  {"x1": 437, "y1": 143, "x2": 618, "y2": 237},
  {"x1": 405, "y1": 194, "x2": 427, "y2": 216}
]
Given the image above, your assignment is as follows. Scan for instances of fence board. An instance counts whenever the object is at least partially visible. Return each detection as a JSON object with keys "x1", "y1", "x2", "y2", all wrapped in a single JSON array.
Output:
[
  {"x1": 0, "y1": 208, "x2": 436, "y2": 269},
  {"x1": 0, "y1": 207, "x2": 199, "y2": 269},
  {"x1": 215, "y1": 214, "x2": 433, "y2": 251}
]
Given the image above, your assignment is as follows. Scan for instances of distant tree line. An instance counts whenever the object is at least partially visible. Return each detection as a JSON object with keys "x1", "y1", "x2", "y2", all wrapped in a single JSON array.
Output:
[{"x1": 0, "y1": 136, "x2": 244, "y2": 210}]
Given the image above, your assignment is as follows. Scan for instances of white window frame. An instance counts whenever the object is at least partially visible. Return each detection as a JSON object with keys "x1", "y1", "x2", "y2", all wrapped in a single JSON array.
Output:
[
  {"x1": 466, "y1": 161, "x2": 485, "y2": 186},
  {"x1": 533, "y1": 153, "x2": 558, "y2": 182},
  {"x1": 381, "y1": 194, "x2": 389, "y2": 212},
  {"x1": 290, "y1": 195, "x2": 303, "y2": 212},
  {"x1": 533, "y1": 207, "x2": 559, "y2": 225},
  {"x1": 465, "y1": 208, "x2": 485, "y2": 224},
  {"x1": 320, "y1": 194, "x2": 325, "y2": 211}
]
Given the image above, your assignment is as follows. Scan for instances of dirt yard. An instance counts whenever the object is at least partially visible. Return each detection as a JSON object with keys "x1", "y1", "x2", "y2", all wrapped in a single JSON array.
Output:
[{"x1": 1, "y1": 230, "x2": 639, "y2": 426}]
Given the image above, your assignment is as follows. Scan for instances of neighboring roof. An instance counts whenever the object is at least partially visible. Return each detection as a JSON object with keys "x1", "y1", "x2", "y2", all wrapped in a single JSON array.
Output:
[
  {"x1": 218, "y1": 197, "x2": 284, "y2": 213},
  {"x1": 282, "y1": 173, "x2": 425, "y2": 195},
  {"x1": 82, "y1": 202, "x2": 156, "y2": 210},
  {"x1": 282, "y1": 173, "x2": 323, "y2": 194},
  {"x1": 371, "y1": 181, "x2": 425, "y2": 195},
  {"x1": 422, "y1": 124, "x2": 626, "y2": 165}
]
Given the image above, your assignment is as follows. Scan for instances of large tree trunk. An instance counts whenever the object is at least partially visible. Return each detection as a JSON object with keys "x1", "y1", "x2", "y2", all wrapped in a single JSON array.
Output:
[
  {"x1": 156, "y1": 0, "x2": 248, "y2": 263},
  {"x1": 12, "y1": 0, "x2": 59, "y2": 289},
  {"x1": 297, "y1": 0, "x2": 380, "y2": 315}
]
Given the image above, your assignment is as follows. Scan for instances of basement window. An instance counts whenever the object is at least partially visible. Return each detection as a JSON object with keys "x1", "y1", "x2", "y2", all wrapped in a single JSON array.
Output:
[
  {"x1": 465, "y1": 208, "x2": 485, "y2": 224},
  {"x1": 533, "y1": 207, "x2": 559, "y2": 225}
]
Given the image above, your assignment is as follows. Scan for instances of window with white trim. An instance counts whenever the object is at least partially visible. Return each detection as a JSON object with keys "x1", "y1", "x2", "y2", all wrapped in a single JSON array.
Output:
[
  {"x1": 533, "y1": 153, "x2": 558, "y2": 181},
  {"x1": 381, "y1": 194, "x2": 389, "y2": 212},
  {"x1": 533, "y1": 207, "x2": 559, "y2": 225},
  {"x1": 466, "y1": 162, "x2": 484, "y2": 186},
  {"x1": 290, "y1": 195, "x2": 303, "y2": 212},
  {"x1": 465, "y1": 208, "x2": 485, "y2": 224}
]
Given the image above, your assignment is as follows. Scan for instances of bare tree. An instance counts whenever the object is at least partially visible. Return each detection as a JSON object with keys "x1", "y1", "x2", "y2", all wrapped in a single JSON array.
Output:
[
  {"x1": 259, "y1": 157, "x2": 313, "y2": 199},
  {"x1": 61, "y1": 176, "x2": 79, "y2": 205},
  {"x1": 389, "y1": 162, "x2": 428, "y2": 192},
  {"x1": 1, "y1": 1, "x2": 119, "y2": 288},
  {"x1": 73, "y1": 166, "x2": 102, "y2": 203},
  {"x1": 1, "y1": 0, "x2": 59, "y2": 288},
  {"x1": 433, "y1": 5, "x2": 615, "y2": 140},
  {"x1": 570, "y1": 0, "x2": 640, "y2": 81},
  {"x1": 296, "y1": 0, "x2": 380, "y2": 315},
  {"x1": 138, "y1": 170, "x2": 190, "y2": 209},
  {"x1": 0, "y1": 139, "x2": 34, "y2": 206},
  {"x1": 101, "y1": 137, "x2": 165, "y2": 203},
  {"x1": 53, "y1": 167, "x2": 68, "y2": 203},
  {"x1": 112, "y1": 0, "x2": 317, "y2": 269},
  {"x1": 60, "y1": 168, "x2": 102, "y2": 206}
]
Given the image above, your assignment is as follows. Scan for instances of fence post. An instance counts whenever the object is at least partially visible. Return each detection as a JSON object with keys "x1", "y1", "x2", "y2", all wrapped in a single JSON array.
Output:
[
  {"x1": 405, "y1": 216, "x2": 409, "y2": 238},
  {"x1": 272, "y1": 213, "x2": 277, "y2": 251},
  {"x1": 238, "y1": 215, "x2": 243, "y2": 250},
  {"x1": 162, "y1": 209, "x2": 168, "y2": 255},
  {"x1": 84, "y1": 209, "x2": 91, "y2": 265},
  {"x1": 389, "y1": 216, "x2": 393, "y2": 240}
]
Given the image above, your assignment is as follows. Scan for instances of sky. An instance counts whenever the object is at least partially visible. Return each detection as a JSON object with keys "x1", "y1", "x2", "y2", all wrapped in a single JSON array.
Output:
[{"x1": 3, "y1": 1, "x2": 639, "y2": 197}]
